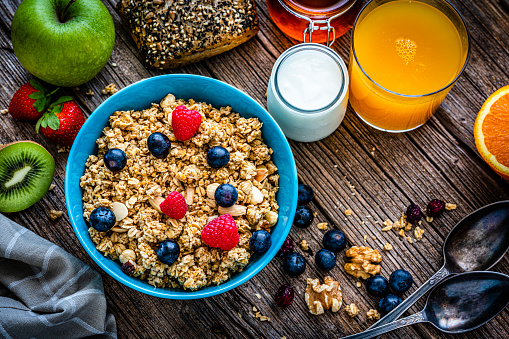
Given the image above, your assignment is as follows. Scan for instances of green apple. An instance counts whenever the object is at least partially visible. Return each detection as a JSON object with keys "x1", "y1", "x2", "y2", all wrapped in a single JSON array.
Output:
[{"x1": 11, "y1": 0, "x2": 115, "y2": 87}]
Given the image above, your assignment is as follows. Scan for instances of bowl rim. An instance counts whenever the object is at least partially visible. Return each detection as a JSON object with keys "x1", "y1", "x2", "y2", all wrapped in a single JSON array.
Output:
[{"x1": 64, "y1": 74, "x2": 298, "y2": 299}]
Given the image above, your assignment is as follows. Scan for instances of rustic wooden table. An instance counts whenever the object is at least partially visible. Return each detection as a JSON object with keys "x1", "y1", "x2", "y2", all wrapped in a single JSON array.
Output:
[{"x1": 1, "y1": 0, "x2": 509, "y2": 338}]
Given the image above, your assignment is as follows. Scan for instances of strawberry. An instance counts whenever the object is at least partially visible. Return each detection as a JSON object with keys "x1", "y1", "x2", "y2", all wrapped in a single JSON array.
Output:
[
  {"x1": 36, "y1": 97, "x2": 86, "y2": 147},
  {"x1": 159, "y1": 191, "x2": 187, "y2": 219},
  {"x1": 8, "y1": 79, "x2": 57, "y2": 120},
  {"x1": 201, "y1": 214, "x2": 239, "y2": 251},
  {"x1": 171, "y1": 105, "x2": 202, "y2": 141}
]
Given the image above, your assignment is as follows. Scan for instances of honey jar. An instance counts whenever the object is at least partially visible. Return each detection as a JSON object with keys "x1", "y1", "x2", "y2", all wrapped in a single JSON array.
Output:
[{"x1": 267, "y1": 0, "x2": 363, "y2": 45}]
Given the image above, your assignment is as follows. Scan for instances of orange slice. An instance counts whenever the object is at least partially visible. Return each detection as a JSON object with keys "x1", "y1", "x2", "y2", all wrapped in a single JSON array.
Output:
[{"x1": 474, "y1": 85, "x2": 509, "y2": 179}]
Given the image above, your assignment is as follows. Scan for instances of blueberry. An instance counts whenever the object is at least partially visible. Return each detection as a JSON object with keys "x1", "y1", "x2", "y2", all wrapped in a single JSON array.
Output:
[
  {"x1": 294, "y1": 206, "x2": 314, "y2": 228},
  {"x1": 378, "y1": 294, "x2": 402, "y2": 315},
  {"x1": 156, "y1": 240, "x2": 180, "y2": 265},
  {"x1": 249, "y1": 230, "x2": 272, "y2": 254},
  {"x1": 214, "y1": 183, "x2": 238, "y2": 207},
  {"x1": 207, "y1": 146, "x2": 230, "y2": 168},
  {"x1": 365, "y1": 275, "x2": 389, "y2": 297},
  {"x1": 104, "y1": 148, "x2": 127, "y2": 172},
  {"x1": 389, "y1": 269, "x2": 413, "y2": 294},
  {"x1": 283, "y1": 252, "x2": 306, "y2": 276},
  {"x1": 322, "y1": 229, "x2": 347, "y2": 252},
  {"x1": 147, "y1": 132, "x2": 171, "y2": 158},
  {"x1": 89, "y1": 207, "x2": 116, "y2": 232},
  {"x1": 297, "y1": 184, "x2": 314, "y2": 205},
  {"x1": 315, "y1": 249, "x2": 336, "y2": 271}
]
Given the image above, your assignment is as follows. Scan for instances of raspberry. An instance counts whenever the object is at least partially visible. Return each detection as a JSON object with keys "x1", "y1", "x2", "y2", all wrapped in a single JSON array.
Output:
[
  {"x1": 201, "y1": 214, "x2": 239, "y2": 251},
  {"x1": 159, "y1": 191, "x2": 187, "y2": 219},
  {"x1": 277, "y1": 237, "x2": 294, "y2": 258},
  {"x1": 274, "y1": 284, "x2": 294, "y2": 307},
  {"x1": 426, "y1": 199, "x2": 446, "y2": 217},
  {"x1": 406, "y1": 203, "x2": 423, "y2": 224},
  {"x1": 171, "y1": 105, "x2": 202, "y2": 141}
]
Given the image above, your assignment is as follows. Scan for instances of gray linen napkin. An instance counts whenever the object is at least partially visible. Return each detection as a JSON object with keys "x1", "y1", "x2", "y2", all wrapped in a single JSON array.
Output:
[{"x1": 0, "y1": 214, "x2": 117, "y2": 339}]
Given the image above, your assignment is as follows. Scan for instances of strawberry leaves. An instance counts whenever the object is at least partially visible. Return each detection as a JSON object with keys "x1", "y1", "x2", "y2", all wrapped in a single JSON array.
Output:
[
  {"x1": 27, "y1": 79, "x2": 59, "y2": 113},
  {"x1": 35, "y1": 96, "x2": 73, "y2": 133}
]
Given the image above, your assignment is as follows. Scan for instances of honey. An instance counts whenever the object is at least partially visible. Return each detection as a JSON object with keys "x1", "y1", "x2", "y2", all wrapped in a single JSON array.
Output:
[{"x1": 267, "y1": 0, "x2": 362, "y2": 44}]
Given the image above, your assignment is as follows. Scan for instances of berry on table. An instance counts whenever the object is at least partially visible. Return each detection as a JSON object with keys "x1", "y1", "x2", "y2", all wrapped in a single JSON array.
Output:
[
  {"x1": 406, "y1": 203, "x2": 423, "y2": 224},
  {"x1": 207, "y1": 146, "x2": 230, "y2": 168},
  {"x1": 214, "y1": 183, "x2": 238, "y2": 207},
  {"x1": 389, "y1": 269, "x2": 413, "y2": 294},
  {"x1": 159, "y1": 191, "x2": 187, "y2": 219},
  {"x1": 277, "y1": 237, "x2": 294, "y2": 258},
  {"x1": 283, "y1": 252, "x2": 306, "y2": 276},
  {"x1": 201, "y1": 214, "x2": 239, "y2": 251},
  {"x1": 322, "y1": 229, "x2": 347, "y2": 252},
  {"x1": 89, "y1": 206, "x2": 116, "y2": 232},
  {"x1": 297, "y1": 184, "x2": 314, "y2": 205},
  {"x1": 147, "y1": 132, "x2": 171, "y2": 158},
  {"x1": 294, "y1": 205, "x2": 314, "y2": 228},
  {"x1": 9, "y1": 79, "x2": 53, "y2": 121},
  {"x1": 104, "y1": 148, "x2": 127, "y2": 172},
  {"x1": 274, "y1": 284, "x2": 294, "y2": 307},
  {"x1": 37, "y1": 98, "x2": 85, "y2": 146},
  {"x1": 378, "y1": 294, "x2": 402, "y2": 315},
  {"x1": 365, "y1": 275, "x2": 389, "y2": 297},
  {"x1": 315, "y1": 249, "x2": 336, "y2": 271},
  {"x1": 426, "y1": 199, "x2": 446, "y2": 217},
  {"x1": 249, "y1": 230, "x2": 272, "y2": 254},
  {"x1": 171, "y1": 105, "x2": 202, "y2": 141},
  {"x1": 156, "y1": 239, "x2": 180, "y2": 265}
]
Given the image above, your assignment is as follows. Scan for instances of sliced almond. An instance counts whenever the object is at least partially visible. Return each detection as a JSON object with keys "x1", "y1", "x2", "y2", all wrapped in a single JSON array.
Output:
[
  {"x1": 111, "y1": 202, "x2": 128, "y2": 221},
  {"x1": 250, "y1": 186, "x2": 264, "y2": 205},
  {"x1": 218, "y1": 205, "x2": 247, "y2": 216},
  {"x1": 185, "y1": 187, "x2": 194, "y2": 205},
  {"x1": 206, "y1": 183, "x2": 220, "y2": 199},
  {"x1": 207, "y1": 215, "x2": 218, "y2": 223},
  {"x1": 149, "y1": 196, "x2": 165, "y2": 213},
  {"x1": 265, "y1": 211, "x2": 278, "y2": 226},
  {"x1": 254, "y1": 167, "x2": 268, "y2": 182},
  {"x1": 111, "y1": 226, "x2": 128, "y2": 233}
]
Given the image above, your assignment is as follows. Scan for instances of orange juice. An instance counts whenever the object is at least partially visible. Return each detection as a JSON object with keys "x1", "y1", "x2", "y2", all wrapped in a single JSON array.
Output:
[{"x1": 349, "y1": 0, "x2": 469, "y2": 131}]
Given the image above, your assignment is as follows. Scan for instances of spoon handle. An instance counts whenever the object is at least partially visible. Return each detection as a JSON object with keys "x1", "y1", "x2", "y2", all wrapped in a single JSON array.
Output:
[
  {"x1": 339, "y1": 311, "x2": 427, "y2": 339},
  {"x1": 370, "y1": 265, "x2": 449, "y2": 333}
]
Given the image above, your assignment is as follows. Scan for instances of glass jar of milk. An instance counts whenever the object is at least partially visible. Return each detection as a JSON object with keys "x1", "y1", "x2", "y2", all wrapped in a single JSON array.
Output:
[{"x1": 267, "y1": 43, "x2": 349, "y2": 142}]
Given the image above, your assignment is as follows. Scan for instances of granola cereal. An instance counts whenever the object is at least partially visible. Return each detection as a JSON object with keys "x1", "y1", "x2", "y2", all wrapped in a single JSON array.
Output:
[
  {"x1": 367, "y1": 309, "x2": 381, "y2": 321},
  {"x1": 80, "y1": 94, "x2": 279, "y2": 290},
  {"x1": 345, "y1": 303, "x2": 359, "y2": 317}
]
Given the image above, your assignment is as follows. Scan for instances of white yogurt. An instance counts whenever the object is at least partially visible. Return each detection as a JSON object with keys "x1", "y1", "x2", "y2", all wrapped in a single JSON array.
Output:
[{"x1": 267, "y1": 43, "x2": 349, "y2": 142}]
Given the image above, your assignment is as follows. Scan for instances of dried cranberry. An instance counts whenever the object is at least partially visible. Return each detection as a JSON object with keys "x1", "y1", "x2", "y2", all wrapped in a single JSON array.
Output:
[
  {"x1": 121, "y1": 261, "x2": 135, "y2": 275},
  {"x1": 426, "y1": 199, "x2": 446, "y2": 217},
  {"x1": 274, "y1": 284, "x2": 294, "y2": 307},
  {"x1": 406, "y1": 204, "x2": 423, "y2": 224},
  {"x1": 277, "y1": 237, "x2": 294, "y2": 258}
]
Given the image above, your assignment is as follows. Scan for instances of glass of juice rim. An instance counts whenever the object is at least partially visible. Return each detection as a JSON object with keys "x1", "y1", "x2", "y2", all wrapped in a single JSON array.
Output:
[
  {"x1": 266, "y1": 43, "x2": 349, "y2": 142},
  {"x1": 348, "y1": 0, "x2": 470, "y2": 132}
]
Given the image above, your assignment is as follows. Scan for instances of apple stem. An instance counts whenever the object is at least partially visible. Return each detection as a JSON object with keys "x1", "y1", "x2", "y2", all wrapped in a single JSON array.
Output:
[{"x1": 60, "y1": 0, "x2": 77, "y2": 22}]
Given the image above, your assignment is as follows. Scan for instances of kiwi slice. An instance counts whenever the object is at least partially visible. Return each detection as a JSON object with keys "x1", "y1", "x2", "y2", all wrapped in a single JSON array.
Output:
[{"x1": 0, "y1": 141, "x2": 55, "y2": 212}]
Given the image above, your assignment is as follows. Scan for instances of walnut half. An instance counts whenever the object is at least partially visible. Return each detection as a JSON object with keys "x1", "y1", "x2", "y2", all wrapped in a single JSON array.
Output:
[
  {"x1": 305, "y1": 276, "x2": 342, "y2": 315},
  {"x1": 344, "y1": 246, "x2": 382, "y2": 279}
]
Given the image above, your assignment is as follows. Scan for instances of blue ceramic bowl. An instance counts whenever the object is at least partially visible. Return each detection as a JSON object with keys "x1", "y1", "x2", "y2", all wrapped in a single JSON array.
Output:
[{"x1": 65, "y1": 74, "x2": 298, "y2": 299}]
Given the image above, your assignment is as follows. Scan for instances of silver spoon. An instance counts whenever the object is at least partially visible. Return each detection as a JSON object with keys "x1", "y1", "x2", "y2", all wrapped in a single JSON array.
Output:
[
  {"x1": 341, "y1": 271, "x2": 509, "y2": 339},
  {"x1": 369, "y1": 200, "x2": 509, "y2": 334}
]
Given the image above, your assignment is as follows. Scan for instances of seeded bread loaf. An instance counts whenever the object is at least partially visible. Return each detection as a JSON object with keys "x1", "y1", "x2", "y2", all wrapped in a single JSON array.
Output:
[{"x1": 117, "y1": 0, "x2": 259, "y2": 69}]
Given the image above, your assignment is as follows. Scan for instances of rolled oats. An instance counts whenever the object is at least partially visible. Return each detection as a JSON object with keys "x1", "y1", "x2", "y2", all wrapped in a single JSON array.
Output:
[
  {"x1": 367, "y1": 309, "x2": 381, "y2": 321},
  {"x1": 80, "y1": 95, "x2": 279, "y2": 290},
  {"x1": 345, "y1": 303, "x2": 359, "y2": 318}
]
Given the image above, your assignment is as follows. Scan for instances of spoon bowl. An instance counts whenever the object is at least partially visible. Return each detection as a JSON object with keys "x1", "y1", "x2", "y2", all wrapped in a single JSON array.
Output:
[
  {"x1": 425, "y1": 271, "x2": 509, "y2": 333},
  {"x1": 340, "y1": 271, "x2": 509, "y2": 339},
  {"x1": 444, "y1": 201, "x2": 509, "y2": 273}
]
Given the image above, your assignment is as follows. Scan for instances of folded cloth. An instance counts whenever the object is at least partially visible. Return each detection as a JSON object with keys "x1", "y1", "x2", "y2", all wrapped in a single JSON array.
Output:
[{"x1": 0, "y1": 214, "x2": 117, "y2": 339}]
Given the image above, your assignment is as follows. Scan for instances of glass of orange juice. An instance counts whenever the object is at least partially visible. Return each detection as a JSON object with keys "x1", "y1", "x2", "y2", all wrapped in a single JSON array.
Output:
[{"x1": 348, "y1": 0, "x2": 469, "y2": 132}]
